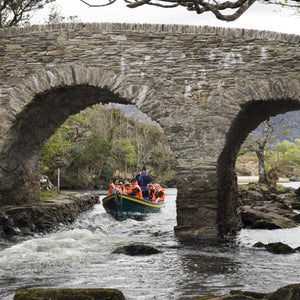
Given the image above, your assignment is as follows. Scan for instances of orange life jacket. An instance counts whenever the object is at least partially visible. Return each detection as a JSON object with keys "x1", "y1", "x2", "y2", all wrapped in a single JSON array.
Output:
[
  {"x1": 118, "y1": 185, "x2": 124, "y2": 193},
  {"x1": 152, "y1": 188, "x2": 165, "y2": 202},
  {"x1": 131, "y1": 183, "x2": 143, "y2": 199},
  {"x1": 124, "y1": 185, "x2": 132, "y2": 194},
  {"x1": 108, "y1": 183, "x2": 116, "y2": 195}
]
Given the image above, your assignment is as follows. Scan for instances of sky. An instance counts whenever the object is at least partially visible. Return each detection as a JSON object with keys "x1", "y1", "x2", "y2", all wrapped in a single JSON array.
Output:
[{"x1": 32, "y1": 0, "x2": 300, "y2": 35}]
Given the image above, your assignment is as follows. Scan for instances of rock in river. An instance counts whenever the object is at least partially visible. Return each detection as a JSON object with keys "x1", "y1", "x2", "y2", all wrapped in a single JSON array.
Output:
[
  {"x1": 112, "y1": 243, "x2": 161, "y2": 256},
  {"x1": 14, "y1": 288, "x2": 125, "y2": 300},
  {"x1": 265, "y1": 242, "x2": 296, "y2": 254}
]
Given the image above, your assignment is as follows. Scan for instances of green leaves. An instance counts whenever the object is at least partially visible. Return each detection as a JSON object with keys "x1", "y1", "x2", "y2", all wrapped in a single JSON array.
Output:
[{"x1": 40, "y1": 104, "x2": 175, "y2": 188}]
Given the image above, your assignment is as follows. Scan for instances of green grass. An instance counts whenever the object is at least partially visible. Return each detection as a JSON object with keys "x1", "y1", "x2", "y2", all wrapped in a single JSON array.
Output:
[{"x1": 40, "y1": 190, "x2": 58, "y2": 200}]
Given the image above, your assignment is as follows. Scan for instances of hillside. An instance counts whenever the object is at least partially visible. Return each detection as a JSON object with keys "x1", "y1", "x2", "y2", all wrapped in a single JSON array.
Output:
[{"x1": 254, "y1": 110, "x2": 300, "y2": 142}]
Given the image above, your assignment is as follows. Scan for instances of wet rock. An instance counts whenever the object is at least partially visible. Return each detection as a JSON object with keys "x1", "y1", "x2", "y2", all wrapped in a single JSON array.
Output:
[
  {"x1": 14, "y1": 288, "x2": 125, "y2": 300},
  {"x1": 0, "y1": 193, "x2": 99, "y2": 237},
  {"x1": 252, "y1": 242, "x2": 265, "y2": 248},
  {"x1": 112, "y1": 243, "x2": 161, "y2": 256},
  {"x1": 194, "y1": 283, "x2": 300, "y2": 300},
  {"x1": 240, "y1": 206, "x2": 297, "y2": 229},
  {"x1": 239, "y1": 184, "x2": 299, "y2": 229},
  {"x1": 292, "y1": 214, "x2": 300, "y2": 223},
  {"x1": 265, "y1": 242, "x2": 296, "y2": 254},
  {"x1": 268, "y1": 283, "x2": 300, "y2": 300},
  {"x1": 291, "y1": 202, "x2": 300, "y2": 210},
  {"x1": 230, "y1": 290, "x2": 266, "y2": 299}
]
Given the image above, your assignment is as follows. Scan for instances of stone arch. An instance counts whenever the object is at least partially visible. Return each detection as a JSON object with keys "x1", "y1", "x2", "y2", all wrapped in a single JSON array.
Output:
[
  {"x1": 0, "y1": 66, "x2": 163, "y2": 205},
  {"x1": 216, "y1": 76, "x2": 300, "y2": 238}
]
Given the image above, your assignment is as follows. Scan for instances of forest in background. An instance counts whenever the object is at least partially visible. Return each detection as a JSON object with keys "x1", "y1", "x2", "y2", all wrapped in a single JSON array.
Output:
[{"x1": 41, "y1": 104, "x2": 176, "y2": 189}]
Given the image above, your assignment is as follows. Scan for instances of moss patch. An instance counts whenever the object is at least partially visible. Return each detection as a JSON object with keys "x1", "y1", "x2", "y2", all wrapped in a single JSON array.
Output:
[
  {"x1": 40, "y1": 190, "x2": 58, "y2": 200},
  {"x1": 14, "y1": 288, "x2": 125, "y2": 300}
]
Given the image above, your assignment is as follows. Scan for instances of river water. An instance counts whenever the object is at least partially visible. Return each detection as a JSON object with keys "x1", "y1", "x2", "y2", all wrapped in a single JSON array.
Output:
[{"x1": 0, "y1": 188, "x2": 299, "y2": 299}]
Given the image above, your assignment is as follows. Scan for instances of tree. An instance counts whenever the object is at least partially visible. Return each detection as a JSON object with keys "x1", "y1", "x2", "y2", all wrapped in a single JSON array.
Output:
[
  {"x1": 240, "y1": 117, "x2": 290, "y2": 184},
  {"x1": 80, "y1": 0, "x2": 299, "y2": 22},
  {"x1": 265, "y1": 139, "x2": 300, "y2": 176},
  {"x1": 113, "y1": 138, "x2": 136, "y2": 179},
  {"x1": 45, "y1": 2, "x2": 79, "y2": 24},
  {"x1": 0, "y1": 0, "x2": 54, "y2": 28}
]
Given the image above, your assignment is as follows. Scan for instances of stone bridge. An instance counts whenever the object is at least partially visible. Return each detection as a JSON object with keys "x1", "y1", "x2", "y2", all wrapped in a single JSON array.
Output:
[{"x1": 0, "y1": 23, "x2": 299, "y2": 242}]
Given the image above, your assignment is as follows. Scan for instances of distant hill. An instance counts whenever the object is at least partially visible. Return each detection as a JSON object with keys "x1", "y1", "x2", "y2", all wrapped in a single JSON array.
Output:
[
  {"x1": 106, "y1": 103, "x2": 163, "y2": 132},
  {"x1": 253, "y1": 110, "x2": 300, "y2": 143}
]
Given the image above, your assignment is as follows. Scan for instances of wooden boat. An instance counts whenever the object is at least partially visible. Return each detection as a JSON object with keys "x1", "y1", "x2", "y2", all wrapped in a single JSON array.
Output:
[{"x1": 102, "y1": 193, "x2": 164, "y2": 219}]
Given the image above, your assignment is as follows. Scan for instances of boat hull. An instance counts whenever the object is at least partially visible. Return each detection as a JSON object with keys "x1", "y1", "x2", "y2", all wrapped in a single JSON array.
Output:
[{"x1": 102, "y1": 193, "x2": 164, "y2": 219}]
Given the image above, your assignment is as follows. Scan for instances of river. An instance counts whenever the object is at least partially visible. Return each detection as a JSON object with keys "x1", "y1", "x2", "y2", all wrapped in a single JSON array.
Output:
[{"x1": 0, "y1": 187, "x2": 299, "y2": 299}]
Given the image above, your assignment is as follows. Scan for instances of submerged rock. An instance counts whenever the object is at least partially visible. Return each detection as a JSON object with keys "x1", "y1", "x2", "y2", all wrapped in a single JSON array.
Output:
[
  {"x1": 268, "y1": 283, "x2": 300, "y2": 300},
  {"x1": 194, "y1": 283, "x2": 300, "y2": 300},
  {"x1": 230, "y1": 290, "x2": 266, "y2": 299},
  {"x1": 265, "y1": 242, "x2": 296, "y2": 254},
  {"x1": 112, "y1": 243, "x2": 161, "y2": 256},
  {"x1": 14, "y1": 288, "x2": 125, "y2": 300}
]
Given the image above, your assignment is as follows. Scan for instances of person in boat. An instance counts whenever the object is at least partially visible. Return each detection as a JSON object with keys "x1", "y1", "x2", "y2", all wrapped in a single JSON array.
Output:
[
  {"x1": 152, "y1": 184, "x2": 165, "y2": 203},
  {"x1": 108, "y1": 178, "x2": 120, "y2": 195},
  {"x1": 135, "y1": 166, "x2": 152, "y2": 198},
  {"x1": 123, "y1": 181, "x2": 131, "y2": 194},
  {"x1": 118, "y1": 181, "x2": 125, "y2": 193},
  {"x1": 147, "y1": 183, "x2": 155, "y2": 201},
  {"x1": 127, "y1": 178, "x2": 143, "y2": 199}
]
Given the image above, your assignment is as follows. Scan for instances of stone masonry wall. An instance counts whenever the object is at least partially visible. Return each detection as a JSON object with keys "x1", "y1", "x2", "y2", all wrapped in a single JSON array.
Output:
[{"x1": 0, "y1": 23, "x2": 299, "y2": 241}]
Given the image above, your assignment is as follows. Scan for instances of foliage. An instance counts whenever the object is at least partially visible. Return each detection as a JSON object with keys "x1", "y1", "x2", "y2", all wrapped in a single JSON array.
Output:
[
  {"x1": 41, "y1": 104, "x2": 176, "y2": 189},
  {"x1": 45, "y1": 3, "x2": 79, "y2": 24},
  {"x1": 0, "y1": 0, "x2": 55, "y2": 28},
  {"x1": 265, "y1": 139, "x2": 300, "y2": 175},
  {"x1": 80, "y1": 0, "x2": 300, "y2": 22},
  {"x1": 41, "y1": 125, "x2": 74, "y2": 173},
  {"x1": 238, "y1": 139, "x2": 300, "y2": 179}
]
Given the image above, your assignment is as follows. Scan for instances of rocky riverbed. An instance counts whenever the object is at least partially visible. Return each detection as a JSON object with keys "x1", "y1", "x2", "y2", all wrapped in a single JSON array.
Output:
[
  {"x1": 238, "y1": 183, "x2": 300, "y2": 230},
  {"x1": 0, "y1": 192, "x2": 99, "y2": 237}
]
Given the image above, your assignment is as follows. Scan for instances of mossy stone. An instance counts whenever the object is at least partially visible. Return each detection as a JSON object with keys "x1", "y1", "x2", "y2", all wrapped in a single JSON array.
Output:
[{"x1": 14, "y1": 288, "x2": 125, "y2": 300}]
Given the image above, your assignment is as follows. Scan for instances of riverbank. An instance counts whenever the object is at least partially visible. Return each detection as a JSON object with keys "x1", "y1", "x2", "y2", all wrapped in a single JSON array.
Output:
[
  {"x1": 238, "y1": 182, "x2": 300, "y2": 230},
  {"x1": 0, "y1": 192, "x2": 99, "y2": 238},
  {"x1": 238, "y1": 176, "x2": 289, "y2": 183}
]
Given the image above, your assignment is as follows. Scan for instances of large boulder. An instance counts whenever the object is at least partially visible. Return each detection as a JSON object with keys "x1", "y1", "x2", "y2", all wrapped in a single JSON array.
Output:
[
  {"x1": 239, "y1": 184, "x2": 299, "y2": 229},
  {"x1": 240, "y1": 206, "x2": 298, "y2": 229},
  {"x1": 14, "y1": 288, "x2": 125, "y2": 300}
]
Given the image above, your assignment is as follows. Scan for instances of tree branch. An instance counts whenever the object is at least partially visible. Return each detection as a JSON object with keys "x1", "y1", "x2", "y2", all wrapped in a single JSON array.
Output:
[{"x1": 79, "y1": 0, "x2": 299, "y2": 22}]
